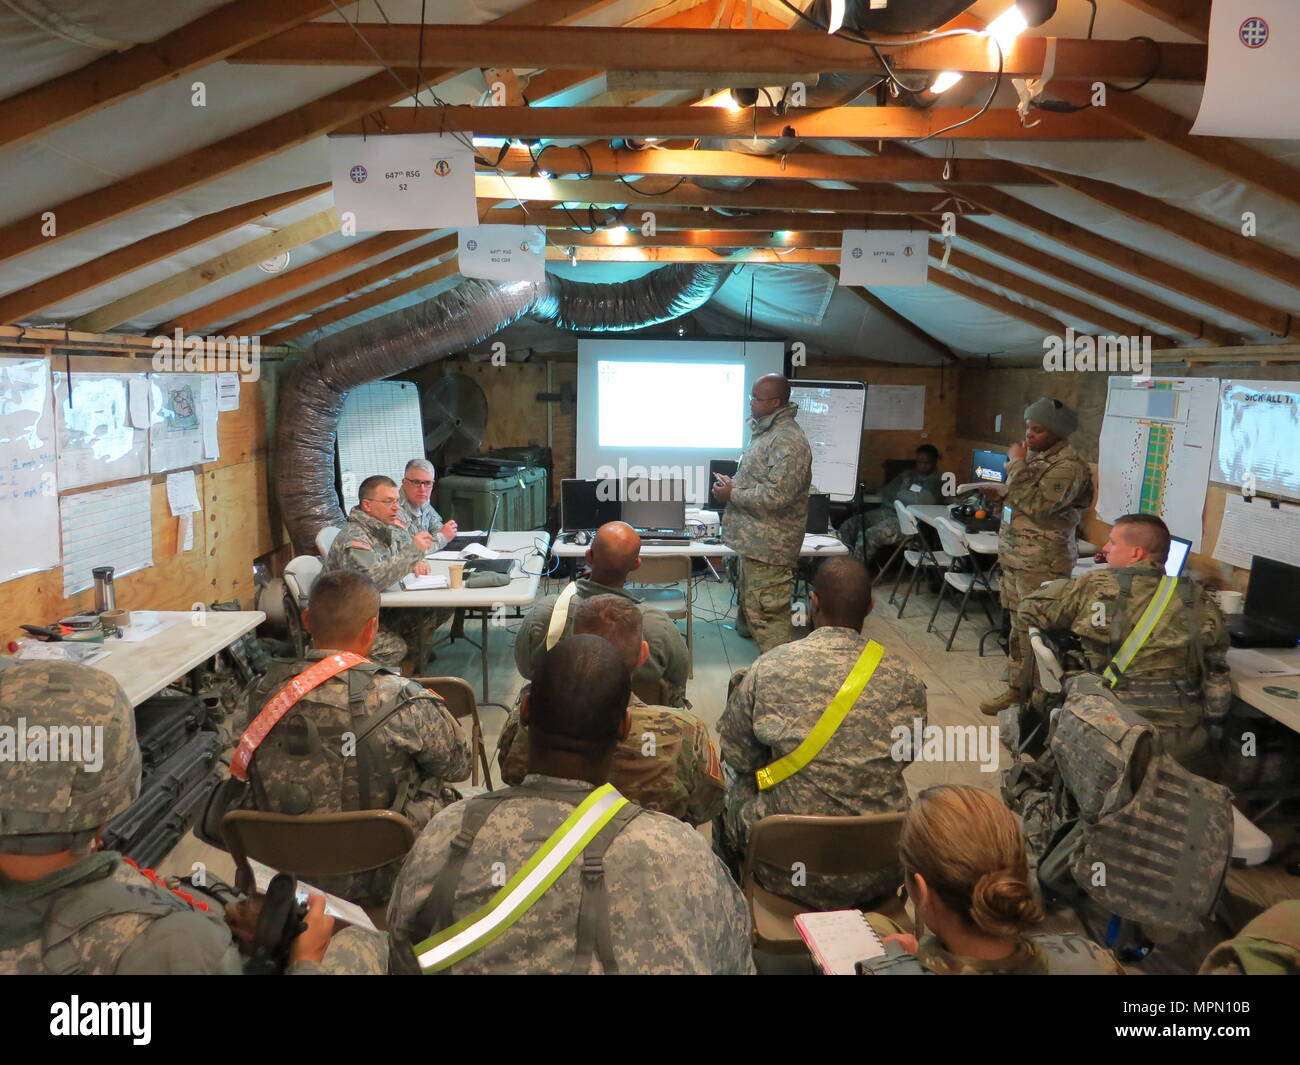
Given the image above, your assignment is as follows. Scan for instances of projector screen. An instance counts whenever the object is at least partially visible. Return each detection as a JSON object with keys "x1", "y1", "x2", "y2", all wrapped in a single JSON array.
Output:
[{"x1": 577, "y1": 339, "x2": 786, "y2": 505}]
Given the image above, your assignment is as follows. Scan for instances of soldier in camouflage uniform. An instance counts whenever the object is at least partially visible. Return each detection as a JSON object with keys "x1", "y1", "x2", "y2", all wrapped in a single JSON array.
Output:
[
  {"x1": 395, "y1": 458, "x2": 457, "y2": 549},
  {"x1": 0, "y1": 662, "x2": 364, "y2": 974},
  {"x1": 1199, "y1": 901, "x2": 1300, "y2": 975},
  {"x1": 324, "y1": 474, "x2": 437, "y2": 670},
  {"x1": 499, "y1": 595, "x2": 722, "y2": 825},
  {"x1": 515, "y1": 521, "x2": 689, "y2": 706},
  {"x1": 386, "y1": 636, "x2": 753, "y2": 974},
  {"x1": 859, "y1": 786, "x2": 1123, "y2": 975},
  {"x1": 717, "y1": 558, "x2": 926, "y2": 910},
  {"x1": 713, "y1": 373, "x2": 813, "y2": 653},
  {"x1": 1018, "y1": 513, "x2": 1230, "y2": 770},
  {"x1": 839, "y1": 445, "x2": 945, "y2": 563},
  {"x1": 980, "y1": 397, "x2": 1094, "y2": 716},
  {"x1": 234, "y1": 571, "x2": 471, "y2": 906}
]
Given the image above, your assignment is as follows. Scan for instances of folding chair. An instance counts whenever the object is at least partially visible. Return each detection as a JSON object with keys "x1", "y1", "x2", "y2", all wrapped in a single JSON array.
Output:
[
  {"x1": 887, "y1": 500, "x2": 951, "y2": 619},
  {"x1": 315, "y1": 525, "x2": 341, "y2": 556},
  {"x1": 632, "y1": 554, "x2": 694, "y2": 677},
  {"x1": 413, "y1": 675, "x2": 497, "y2": 789},
  {"x1": 926, "y1": 517, "x2": 1001, "y2": 651},
  {"x1": 282, "y1": 555, "x2": 322, "y2": 657}
]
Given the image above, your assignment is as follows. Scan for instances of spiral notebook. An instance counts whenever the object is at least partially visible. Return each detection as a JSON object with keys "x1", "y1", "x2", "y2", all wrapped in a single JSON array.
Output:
[{"x1": 794, "y1": 910, "x2": 886, "y2": 975}]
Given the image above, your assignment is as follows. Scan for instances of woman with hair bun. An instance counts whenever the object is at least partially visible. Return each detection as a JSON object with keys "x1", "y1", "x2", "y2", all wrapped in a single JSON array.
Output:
[{"x1": 861, "y1": 786, "x2": 1124, "y2": 975}]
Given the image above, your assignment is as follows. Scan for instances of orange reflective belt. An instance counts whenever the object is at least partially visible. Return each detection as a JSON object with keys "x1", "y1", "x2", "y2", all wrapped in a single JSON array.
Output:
[{"x1": 230, "y1": 653, "x2": 366, "y2": 781}]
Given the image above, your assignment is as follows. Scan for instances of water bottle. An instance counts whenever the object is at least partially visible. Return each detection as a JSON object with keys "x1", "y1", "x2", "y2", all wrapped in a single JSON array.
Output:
[{"x1": 92, "y1": 566, "x2": 116, "y2": 613}]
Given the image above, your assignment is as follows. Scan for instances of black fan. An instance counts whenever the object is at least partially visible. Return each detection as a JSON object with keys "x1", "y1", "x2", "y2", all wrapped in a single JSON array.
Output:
[{"x1": 420, "y1": 373, "x2": 488, "y2": 467}]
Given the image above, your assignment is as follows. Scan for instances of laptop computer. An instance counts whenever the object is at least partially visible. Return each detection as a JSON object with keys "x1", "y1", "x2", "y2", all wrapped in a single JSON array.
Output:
[
  {"x1": 560, "y1": 477, "x2": 620, "y2": 534},
  {"x1": 622, "y1": 478, "x2": 689, "y2": 541},
  {"x1": 1227, "y1": 556, "x2": 1300, "y2": 648},
  {"x1": 1165, "y1": 535, "x2": 1191, "y2": 578},
  {"x1": 442, "y1": 491, "x2": 502, "y2": 553},
  {"x1": 806, "y1": 493, "x2": 831, "y2": 534}
]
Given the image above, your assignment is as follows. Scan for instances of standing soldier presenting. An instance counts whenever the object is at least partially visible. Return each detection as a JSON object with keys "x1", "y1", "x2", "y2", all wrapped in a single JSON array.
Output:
[
  {"x1": 712, "y1": 374, "x2": 812, "y2": 653},
  {"x1": 980, "y1": 397, "x2": 1093, "y2": 716}
]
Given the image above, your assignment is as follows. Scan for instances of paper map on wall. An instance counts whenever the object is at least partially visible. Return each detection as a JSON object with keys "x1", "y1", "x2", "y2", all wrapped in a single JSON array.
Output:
[
  {"x1": 149, "y1": 373, "x2": 219, "y2": 472},
  {"x1": 1097, "y1": 377, "x2": 1219, "y2": 552},
  {"x1": 0, "y1": 357, "x2": 60, "y2": 585},
  {"x1": 1213, "y1": 379, "x2": 1300, "y2": 501},
  {"x1": 53, "y1": 371, "x2": 149, "y2": 490}
]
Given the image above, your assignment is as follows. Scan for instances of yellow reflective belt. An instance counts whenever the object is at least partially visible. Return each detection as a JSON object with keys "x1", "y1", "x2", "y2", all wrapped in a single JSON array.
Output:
[
  {"x1": 755, "y1": 640, "x2": 885, "y2": 791},
  {"x1": 1103, "y1": 576, "x2": 1179, "y2": 687},
  {"x1": 414, "y1": 784, "x2": 627, "y2": 974}
]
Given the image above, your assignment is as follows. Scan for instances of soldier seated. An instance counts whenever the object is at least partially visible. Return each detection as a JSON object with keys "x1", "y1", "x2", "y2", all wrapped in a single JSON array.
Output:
[
  {"x1": 716, "y1": 557, "x2": 927, "y2": 910},
  {"x1": 497, "y1": 595, "x2": 723, "y2": 825},
  {"x1": 860, "y1": 786, "x2": 1124, "y2": 975},
  {"x1": 230, "y1": 570, "x2": 471, "y2": 907},
  {"x1": 515, "y1": 520, "x2": 689, "y2": 706},
  {"x1": 1017, "y1": 512, "x2": 1230, "y2": 773},
  {"x1": 0, "y1": 663, "x2": 366, "y2": 975},
  {"x1": 837, "y1": 445, "x2": 944, "y2": 564},
  {"x1": 323, "y1": 474, "x2": 439, "y2": 672},
  {"x1": 387, "y1": 636, "x2": 754, "y2": 974}
]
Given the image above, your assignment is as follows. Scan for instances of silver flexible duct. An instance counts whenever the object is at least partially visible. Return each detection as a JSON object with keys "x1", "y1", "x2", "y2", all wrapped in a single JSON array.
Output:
[{"x1": 276, "y1": 263, "x2": 732, "y2": 552}]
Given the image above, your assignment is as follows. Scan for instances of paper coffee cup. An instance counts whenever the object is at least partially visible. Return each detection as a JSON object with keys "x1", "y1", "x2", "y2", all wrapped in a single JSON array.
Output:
[
  {"x1": 448, "y1": 564, "x2": 465, "y2": 589},
  {"x1": 1216, "y1": 590, "x2": 1243, "y2": 614}
]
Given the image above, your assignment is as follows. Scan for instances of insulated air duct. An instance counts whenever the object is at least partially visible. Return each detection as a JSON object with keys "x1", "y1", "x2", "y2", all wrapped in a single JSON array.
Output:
[{"x1": 275, "y1": 263, "x2": 732, "y2": 552}]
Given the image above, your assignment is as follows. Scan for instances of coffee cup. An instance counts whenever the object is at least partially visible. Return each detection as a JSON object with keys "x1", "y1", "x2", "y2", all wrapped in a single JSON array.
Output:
[
  {"x1": 1216, "y1": 589, "x2": 1243, "y2": 615},
  {"x1": 448, "y1": 564, "x2": 465, "y2": 589}
]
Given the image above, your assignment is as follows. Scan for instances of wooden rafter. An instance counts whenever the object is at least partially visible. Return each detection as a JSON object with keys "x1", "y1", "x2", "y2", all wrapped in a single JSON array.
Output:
[
  {"x1": 1117, "y1": 0, "x2": 1211, "y2": 41},
  {"x1": 0, "y1": 184, "x2": 328, "y2": 324},
  {"x1": 492, "y1": 207, "x2": 907, "y2": 231},
  {"x1": 232, "y1": 24, "x2": 1206, "y2": 82}
]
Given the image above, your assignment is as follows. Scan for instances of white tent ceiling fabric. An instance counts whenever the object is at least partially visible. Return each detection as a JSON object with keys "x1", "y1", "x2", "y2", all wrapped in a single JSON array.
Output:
[{"x1": 0, "y1": 0, "x2": 1298, "y2": 364}]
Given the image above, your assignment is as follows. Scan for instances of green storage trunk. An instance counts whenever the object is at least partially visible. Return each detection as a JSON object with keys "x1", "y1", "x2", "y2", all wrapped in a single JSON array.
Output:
[{"x1": 438, "y1": 466, "x2": 548, "y2": 531}]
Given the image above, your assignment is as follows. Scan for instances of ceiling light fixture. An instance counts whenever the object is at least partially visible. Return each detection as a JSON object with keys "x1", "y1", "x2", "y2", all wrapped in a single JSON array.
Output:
[
  {"x1": 826, "y1": 0, "x2": 846, "y2": 34},
  {"x1": 930, "y1": 71, "x2": 964, "y2": 95}
]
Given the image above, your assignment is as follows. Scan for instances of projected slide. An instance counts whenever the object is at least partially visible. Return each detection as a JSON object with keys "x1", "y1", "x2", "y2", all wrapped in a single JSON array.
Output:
[{"x1": 597, "y1": 360, "x2": 744, "y2": 448}]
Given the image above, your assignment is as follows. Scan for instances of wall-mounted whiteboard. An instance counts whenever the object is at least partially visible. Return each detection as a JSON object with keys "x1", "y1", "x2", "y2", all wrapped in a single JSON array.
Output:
[
  {"x1": 790, "y1": 379, "x2": 867, "y2": 501},
  {"x1": 1213, "y1": 379, "x2": 1300, "y2": 501},
  {"x1": 0, "y1": 357, "x2": 60, "y2": 585},
  {"x1": 337, "y1": 381, "x2": 425, "y2": 506},
  {"x1": 53, "y1": 371, "x2": 150, "y2": 490}
]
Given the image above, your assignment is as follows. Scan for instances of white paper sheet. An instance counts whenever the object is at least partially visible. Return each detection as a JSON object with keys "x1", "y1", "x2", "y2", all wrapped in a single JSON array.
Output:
[
  {"x1": 864, "y1": 384, "x2": 926, "y2": 430},
  {"x1": 1226, "y1": 647, "x2": 1300, "y2": 678},
  {"x1": 128, "y1": 376, "x2": 152, "y2": 428},
  {"x1": 458, "y1": 224, "x2": 546, "y2": 281},
  {"x1": 1192, "y1": 0, "x2": 1300, "y2": 138},
  {"x1": 1212, "y1": 494, "x2": 1300, "y2": 571},
  {"x1": 165, "y1": 470, "x2": 202, "y2": 516},
  {"x1": 59, "y1": 478, "x2": 153, "y2": 596},
  {"x1": 53, "y1": 371, "x2": 150, "y2": 490},
  {"x1": 1213, "y1": 379, "x2": 1300, "y2": 501},
  {"x1": 329, "y1": 133, "x2": 477, "y2": 232},
  {"x1": 245, "y1": 858, "x2": 377, "y2": 932},
  {"x1": 0, "y1": 357, "x2": 60, "y2": 585},
  {"x1": 838, "y1": 230, "x2": 928, "y2": 286},
  {"x1": 400, "y1": 573, "x2": 450, "y2": 590},
  {"x1": 17, "y1": 641, "x2": 109, "y2": 665},
  {"x1": 216, "y1": 372, "x2": 241, "y2": 412}
]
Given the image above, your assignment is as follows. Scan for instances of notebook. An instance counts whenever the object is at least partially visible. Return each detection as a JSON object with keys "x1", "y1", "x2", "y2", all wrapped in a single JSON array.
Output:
[{"x1": 793, "y1": 910, "x2": 886, "y2": 975}]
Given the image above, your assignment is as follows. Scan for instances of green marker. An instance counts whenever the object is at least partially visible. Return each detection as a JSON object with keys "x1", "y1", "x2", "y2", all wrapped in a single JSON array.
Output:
[{"x1": 1262, "y1": 686, "x2": 1300, "y2": 700}]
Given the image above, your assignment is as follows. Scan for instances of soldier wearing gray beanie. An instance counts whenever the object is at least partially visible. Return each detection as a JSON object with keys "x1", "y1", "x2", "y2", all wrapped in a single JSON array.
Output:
[{"x1": 1023, "y1": 397, "x2": 1079, "y2": 440}]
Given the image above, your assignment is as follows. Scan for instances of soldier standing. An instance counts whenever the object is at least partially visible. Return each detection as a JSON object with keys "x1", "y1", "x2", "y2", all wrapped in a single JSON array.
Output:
[
  {"x1": 716, "y1": 558, "x2": 926, "y2": 910},
  {"x1": 324, "y1": 474, "x2": 436, "y2": 671},
  {"x1": 232, "y1": 571, "x2": 471, "y2": 906},
  {"x1": 712, "y1": 373, "x2": 813, "y2": 652},
  {"x1": 498, "y1": 595, "x2": 722, "y2": 825},
  {"x1": 980, "y1": 397, "x2": 1094, "y2": 716},
  {"x1": 387, "y1": 636, "x2": 754, "y2": 974}
]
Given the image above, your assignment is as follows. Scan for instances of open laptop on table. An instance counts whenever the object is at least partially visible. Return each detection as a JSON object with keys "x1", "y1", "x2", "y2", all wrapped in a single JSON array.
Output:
[
  {"x1": 1227, "y1": 556, "x2": 1300, "y2": 648},
  {"x1": 442, "y1": 492, "x2": 502, "y2": 553},
  {"x1": 623, "y1": 478, "x2": 690, "y2": 544}
]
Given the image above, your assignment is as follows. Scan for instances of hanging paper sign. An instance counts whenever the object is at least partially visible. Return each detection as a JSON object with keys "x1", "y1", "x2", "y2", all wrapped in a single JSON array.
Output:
[
  {"x1": 458, "y1": 224, "x2": 546, "y2": 282},
  {"x1": 1192, "y1": 0, "x2": 1300, "y2": 137},
  {"x1": 328, "y1": 133, "x2": 478, "y2": 232},
  {"x1": 838, "y1": 230, "x2": 928, "y2": 286}
]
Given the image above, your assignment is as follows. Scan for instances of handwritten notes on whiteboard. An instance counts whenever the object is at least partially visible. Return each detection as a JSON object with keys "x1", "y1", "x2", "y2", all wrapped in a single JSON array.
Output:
[{"x1": 0, "y1": 358, "x2": 60, "y2": 584}]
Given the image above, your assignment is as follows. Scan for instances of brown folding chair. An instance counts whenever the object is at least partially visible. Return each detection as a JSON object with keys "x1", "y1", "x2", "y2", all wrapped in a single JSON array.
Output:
[
  {"x1": 414, "y1": 675, "x2": 494, "y2": 789},
  {"x1": 630, "y1": 676, "x2": 673, "y2": 706},
  {"x1": 633, "y1": 554, "x2": 694, "y2": 677},
  {"x1": 739, "y1": 811, "x2": 909, "y2": 954},
  {"x1": 221, "y1": 808, "x2": 417, "y2": 930}
]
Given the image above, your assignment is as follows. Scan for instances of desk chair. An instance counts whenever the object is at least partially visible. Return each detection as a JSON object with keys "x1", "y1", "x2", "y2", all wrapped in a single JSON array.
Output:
[
  {"x1": 316, "y1": 525, "x2": 341, "y2": 556},
  {"x1": 888, "y1": 501, "x2": 951, "y2": 619},
  {"x1": 413, "y1": 675, "x2": 498, "y2": 789},
  {"x1": 740, "y1": 812, "x2": 908, "y2": 954},
  {"x1": 221, "y1": 808, "x2": 416, "y2": 930},
  {"x1": 283, "y1": 555, "x2": 323, "y2": 656},
  {"x1": 926, "y1": 517, "x2": 1001, "y2": 651},
  {"x1": 632, "y1": 555, "x2": 694, "y2": 677}
]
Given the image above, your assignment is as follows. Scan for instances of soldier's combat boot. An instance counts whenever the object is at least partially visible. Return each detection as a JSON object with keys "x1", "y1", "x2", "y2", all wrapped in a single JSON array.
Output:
[{"x1": 979, "y1": 688, "x2": 1018, "y2": 717}]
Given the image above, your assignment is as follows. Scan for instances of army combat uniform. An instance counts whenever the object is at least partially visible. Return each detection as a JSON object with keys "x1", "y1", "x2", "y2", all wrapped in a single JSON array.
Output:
[
  {"x1": 723, "y1": 403, "x2": 813, "y2": 653},
  {"x1": 386, "y1": 775, "x2": 755, "y2": 974},
  {"x1": 996, "y1": 439, "x2": 1093, "y2": 679},
  {"x1": 839, "y1": 468, "x2": 945, "y2": 561},
  {"x1": 324, "y1": 505, "x2": 435, "y2": 668},
  {"x1": 495, "y1": 694, "x2": 724, "y2": 825},
  {"x1": 1199, "y1": 901, "x2": 1300, "y2": 975},
  {"x1": 717, "y1": 627, "x2": 927, "y2": 909},
  {"x1": 235, "y1": 651, "x2": 472, "y2": 906},
  {"x1": 513, "y1": 577, "x2": 689, "y2": 706},
  {"x1": 395, "y1": 493, "x2": 454, "y2": 637}
]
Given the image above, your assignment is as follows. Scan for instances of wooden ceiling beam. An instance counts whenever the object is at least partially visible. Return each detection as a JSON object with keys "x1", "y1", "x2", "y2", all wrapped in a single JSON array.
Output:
[
  {"x1": 338, "y1": 104, "x2": 1137, "y2": 141},
  {"x1": 489, "y1": 207, "x2": 908, "y2": 230},
  {"x1": 232, "y1": 24, "x2": 1205, "y2": 82}
]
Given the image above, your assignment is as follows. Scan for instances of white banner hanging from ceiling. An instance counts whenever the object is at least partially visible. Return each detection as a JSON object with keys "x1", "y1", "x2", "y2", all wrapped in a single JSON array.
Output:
[
  {"x1": 1191, "y1": 0, "x2": 1300, "y2": 137},
  {"x1": 838, "y1": 230, "x2": 928, "y2": 286},
  {"x1": 458, "y1": 224, "x2": 546, "y2": 282},
  {"x1": 328, "y1": 133, "x2": 478, "y2": 232}
]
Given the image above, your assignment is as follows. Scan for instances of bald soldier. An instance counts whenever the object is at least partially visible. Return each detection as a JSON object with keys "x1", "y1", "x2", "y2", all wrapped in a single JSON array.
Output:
[
  {"x1": 717, "y1": 557, "x2": 928, "y2": 910},
  {"x1": 1018, "y1": 513, "x2": 1231, "y2": 772},
  {"x1": 514, "y1": 520, "x2": 688, "y2": 706},
  {"x1": 712, "y1": 373, "x2": 813, "y2": 652},
  {"x1": 979, "y1": 397, "x2": 1094, "y2": 716},
  {"x1": 498, "y1": 595, "x2": 724, "y2": 825},
  {"x1": 324, "y1": 474, "x2": 438, "y2": 672},
  {"x1": 386, "y1": 636, "x2": 754, "y2": 974}
]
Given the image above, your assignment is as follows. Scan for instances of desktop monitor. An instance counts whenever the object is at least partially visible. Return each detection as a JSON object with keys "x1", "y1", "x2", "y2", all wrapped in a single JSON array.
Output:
[
  {"x1": 621, "y1": 477, "x2": 686, "y2": 530},
  {"x1": 1244, "y1": 556, "x2": 1300, "y2": 630},
  {"x1": 560, "y1": 478, "x2": 620, "y2": 531},
  {"x1": 806, "y1": 494, "x2": 831, "y2": 534},
  {"x1": 1165, "y1": 536, "x2": 1191, "y2": 578},
  {"x1": 972, "y1": 449, "x2": 1009, "y2": 485}
]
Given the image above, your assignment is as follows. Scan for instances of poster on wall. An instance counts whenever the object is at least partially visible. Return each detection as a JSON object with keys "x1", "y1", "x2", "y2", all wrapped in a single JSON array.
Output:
[
  {"x1": 0, "y1": 357, "x2": 59, "y2": 585},
  {"x1": 1213, "y1": 379, "x2": 1300, "y2": 501},
  {"x1": 148, "y1": 373, "x2": 219, "y2": 473}
]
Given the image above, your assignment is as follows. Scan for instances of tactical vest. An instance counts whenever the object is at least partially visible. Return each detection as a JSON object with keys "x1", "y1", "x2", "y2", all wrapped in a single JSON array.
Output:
[
  {"x1": 400, "y1": 782, "x2": 642, "y2": 974},
  {"x1": 245, "y1": 658, "x2": 424, "y2": 817},
  {"x1": 4, "y1": 869, "x2": 201, "y2": 975},
  {"x1": 859, "y1": 933, "x2": 1117, "y2": 975}
]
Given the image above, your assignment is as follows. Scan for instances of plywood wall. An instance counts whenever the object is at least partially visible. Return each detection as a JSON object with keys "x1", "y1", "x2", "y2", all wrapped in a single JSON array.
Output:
[
  {"x1": 955, "y1": 362, "x2": 1300, "y2": 590},
  {"x1": 0, "y1": 353, "x2": 279, "y2": 647}
]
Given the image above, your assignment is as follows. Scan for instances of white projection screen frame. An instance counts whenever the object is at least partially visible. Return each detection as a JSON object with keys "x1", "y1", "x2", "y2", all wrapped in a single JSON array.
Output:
[{"x1": 576, "y1": 339, "x2": 786, "y2": 505}]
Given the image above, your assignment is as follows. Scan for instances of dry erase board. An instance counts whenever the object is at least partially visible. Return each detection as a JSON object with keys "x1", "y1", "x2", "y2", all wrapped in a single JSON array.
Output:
[{"x1": 790, "y1": 379, "x2": 866, "y2": 501}]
